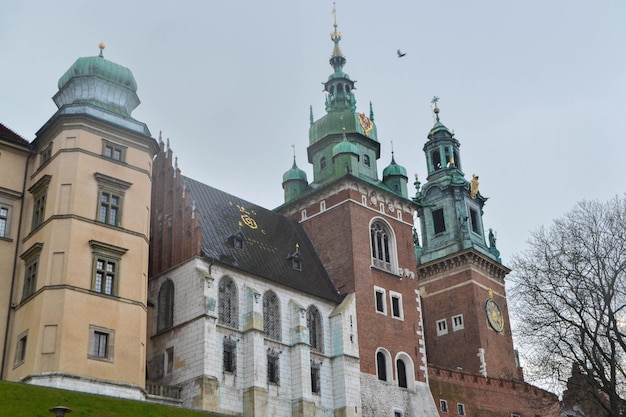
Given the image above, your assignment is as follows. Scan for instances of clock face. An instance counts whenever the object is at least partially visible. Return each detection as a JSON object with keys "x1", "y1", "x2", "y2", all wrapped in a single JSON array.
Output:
[{"x1": 485, "y1": 298, "x2": 504, "y2": 333}]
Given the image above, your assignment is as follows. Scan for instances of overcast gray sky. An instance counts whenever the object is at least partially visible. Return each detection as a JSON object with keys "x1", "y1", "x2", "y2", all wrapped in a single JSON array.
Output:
[{"x1": 2, "y1": 1, "x2": 625, "y2": 268}]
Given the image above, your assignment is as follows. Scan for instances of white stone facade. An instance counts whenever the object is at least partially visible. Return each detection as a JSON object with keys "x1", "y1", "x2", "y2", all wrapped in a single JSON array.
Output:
[{"x1": 148, "y1": 257, "x2": 362, "y2": 416}]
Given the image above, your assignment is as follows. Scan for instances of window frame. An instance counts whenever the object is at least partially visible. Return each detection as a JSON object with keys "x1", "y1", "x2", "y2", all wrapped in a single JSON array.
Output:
[
  {"x1": 29, "y1": 175, "x2": 51, "y2": 231},
  {"x1": 102, "y1": 139, "x2": 127, "y2": 162},
  {"x1": 468, "y1": 205, "x2": 481, "y2": 235},
  {"x1": 374, "y1": 286, "x2": 387, "y2": 315},
  {"x1": 307, "y1": 305, "x2": 323, "y2": 353},
  {"x1": 370, "y1": 219, "x2": 397, "y2": 273},
  {"x1": 310, "y1": 361, "x2": 321, "y2": 394},
  {"x1": 432, "y1": 208, "x2": 446, "y2": 235},
  {"x1": 20, "y1": 243, "x2": 43, "y2": 301},
  {"x1": 440, "y1": 399, "x2": 449, "y2": 413},
  {"x1": 94, "y1": 173, "x2": 132, "y2": 228},
  {"x1": 218, "y1": 276, "x2": 239, "y2": 329},
  {"x1": 40, "y1": 142, "x2": 53, "y2": 166},
  {"x1": 436, "y1": 318, "x2": 448, "y2": 336},
  {"x1": 158, "y1": 279, "x2": 175, "y2": 331},
  {"x1": 14, "y1": 331, "x2": 28, "y2": 368},
  {"x1": 89, "y1": 240, "x2": 127, "y2": 297},
  {"x1": 389, "y1": 291, "x2": 404, "y2": 320},
  {"x1": 452, "y1": 314, "x2": 464, "y2": 331},
  {"x1": 88, "y1": 325, "x2": 114, "y2": 362},
  {"x1": 267, "y1": 349, "x2": 280, "y2": 384},
  {"x1": 0, "y1": 198, "x2": 14, "y2": 238},
  {"x1": 457, "y1": 403, "x2": 466, "y2": 416},
  {"x1": 223, "y1": 337, "x2": 237, "y2": 373},
  {"x1": 263, "y1": 290, "x2": 282, "y2": 341}
]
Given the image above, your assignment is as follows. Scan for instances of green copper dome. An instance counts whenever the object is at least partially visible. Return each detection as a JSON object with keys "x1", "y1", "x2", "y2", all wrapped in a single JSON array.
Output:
[
  {"x1": 51, "y1": 44, "x2": 148, "y2": 135},
  {"x1": 58, "y1": 56, "x2": 137, "y2": 92},
  {"x1": 332, "y1": 135, "x2": 359, "y2": 157},
  {"x1": 309, "y1": 109, "x2": 378, "y2": 145},
  {"x1": 282, "y1": 160, "x2": 308, "y2": 183},
  {"x1": 383, "y1": 156, "x2": 407, "y2": 178}
]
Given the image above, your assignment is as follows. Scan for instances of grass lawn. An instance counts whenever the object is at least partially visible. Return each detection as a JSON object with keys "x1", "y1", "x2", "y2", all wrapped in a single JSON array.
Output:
[{"x1": 0, "y1": 380, "x2": 220, "y2": 417}]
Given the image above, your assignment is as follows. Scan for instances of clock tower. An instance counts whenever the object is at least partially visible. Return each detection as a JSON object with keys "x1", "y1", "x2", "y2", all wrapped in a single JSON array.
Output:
[{"x1": 414, "y1": 101, "x2": 521, "y2": 381}]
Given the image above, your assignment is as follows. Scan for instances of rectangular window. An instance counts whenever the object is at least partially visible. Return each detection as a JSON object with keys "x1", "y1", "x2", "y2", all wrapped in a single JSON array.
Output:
[
  {"x1": 102, "y1": 141, "x2": 126, "y2": 162},
  {"x1": 90, "y1": 240, "x2": 127, "y2": 297},
  {"x1": 22, "y1": 257, "x2": 39, "y2": 300},
  {"x1": 452, "y1": 314, "x2": 464, "y2": 331},
  {"x1": 40, "y1": 143, "x2": 52, "y2": 166},
  {"x1": 374, "y1": 287, "x2": 386, "y2": 314},
  {"x1": 14, "y1": 332, "x2": 28, "y2": 367},
  {"x1": 99, "y1": 191, "x2": 121, "y2": 226},
  {"x1": 0, "y1": 206, "x2": 9, "y2": 237},
  {"x1": 89, "y1": 325, "x2": 114, "y2": 361},
  {"x1": 469, "y1": 207, "x2": 480, "y2": 234},
  {"x1": 29, "y1": 175, "x2": 51, "y2": 232},
  {"x1": 436, "y1": 319, "x2": 448, "y2": 336},
  {"x1": 320, "y1": 200, "x2": 326, "y2": 212},
  {"x1": 32, "y1": 192, "x2": 47, "y2": 230},
  {"x1": 267, "y1": 352, "x2": 280, "y2": 384},
  {"x1": 94, "y1": 173, "x2": 131, "y2": 228},
  {"x1": 457, "y1": 403, "x2": 466, "y2": 416},
  {"x1": 310, "y1": 362, "x2": 321, "y2": 394},
  {"x1": 223, "y1": 338, "x2": 237, "y2": 373},
  {"x1": 432, "y1": 208, "x2": 446, "y2": 234},
  {"x1": 440, "y1": 399, "x2": 449, "y2": 413},
  {"x1": 390, "y1": 291, "x2": 403, "y2": 320},
  {"x1": 165, "y1": 347, "x2": 174, "y2": 375},
  {"x1": 511, "y1": 414, "x2": 520, "y2": 417},
  {"x1": 94, "y1": 257, "x2": 117, "y2": 295}
]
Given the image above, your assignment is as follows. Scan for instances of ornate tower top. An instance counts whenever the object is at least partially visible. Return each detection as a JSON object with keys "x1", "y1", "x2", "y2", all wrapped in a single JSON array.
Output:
[
  {"x1": 414, "y1": 98, "x2": 500, "y2": 264},
  {"x1": 51, "y1": 44, "x2": 149, "y2": 136}
]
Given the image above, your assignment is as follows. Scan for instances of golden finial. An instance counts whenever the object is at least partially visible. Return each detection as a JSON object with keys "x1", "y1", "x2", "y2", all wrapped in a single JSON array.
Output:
[
  {"x1": 98, "y1": 42, "x2": 106, "y2": 58},
  {"x1": 296, "y1": 243, "x2": 300, "y2": 251},
  {"x1": 414, "y1": 173, "x2": 419, "y2": 180}
]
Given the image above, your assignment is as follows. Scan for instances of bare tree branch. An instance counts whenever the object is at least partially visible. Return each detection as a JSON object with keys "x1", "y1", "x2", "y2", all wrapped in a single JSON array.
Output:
[{"x1": 510, "y1": 197, "x2": 626, "y2": 417}]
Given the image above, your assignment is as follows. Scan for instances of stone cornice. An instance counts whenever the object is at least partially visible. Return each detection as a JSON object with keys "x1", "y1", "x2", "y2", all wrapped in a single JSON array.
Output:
[{"x1": 417, "y1": 248, "x2": 510, "y2": 281}]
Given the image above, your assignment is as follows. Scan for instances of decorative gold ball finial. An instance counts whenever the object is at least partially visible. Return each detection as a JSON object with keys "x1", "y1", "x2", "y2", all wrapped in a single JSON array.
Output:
[{"x1": 98, "y1": 42, "x2": 106, "y2": 58}]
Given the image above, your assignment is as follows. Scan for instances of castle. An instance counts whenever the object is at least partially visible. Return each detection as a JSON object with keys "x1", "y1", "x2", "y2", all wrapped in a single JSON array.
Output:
[{"x1": 0, "y1": 22, "x2": 560, "y2": 417}]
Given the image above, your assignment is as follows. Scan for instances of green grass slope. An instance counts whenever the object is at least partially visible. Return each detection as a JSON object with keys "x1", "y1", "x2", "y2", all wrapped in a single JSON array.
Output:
[{"x1": 0, "y1": 381, "x2": 220, "y2": 417}]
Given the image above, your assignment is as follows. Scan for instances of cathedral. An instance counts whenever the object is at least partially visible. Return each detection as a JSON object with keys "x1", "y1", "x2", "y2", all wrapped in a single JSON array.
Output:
[{"x1": 0, "y1": 19, "x2": 561, "y2": 417}]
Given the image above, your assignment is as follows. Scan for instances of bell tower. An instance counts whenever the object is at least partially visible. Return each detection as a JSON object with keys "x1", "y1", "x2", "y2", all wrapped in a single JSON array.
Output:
[
  {"x1": 277, "y1": 15, "x2": 438, "y2": 417},
  {"x1": 414, "y1": 99, "x2": 520, "y2": 380}
]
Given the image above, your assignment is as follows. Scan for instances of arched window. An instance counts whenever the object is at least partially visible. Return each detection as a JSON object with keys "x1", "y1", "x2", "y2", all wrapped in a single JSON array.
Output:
[
  {"x1": 370, "y1": 220, "x2": 396, "y2": 272},
  {"x1": 307, "y1": 306, "x2": 323, "y2": 353},
  {"x1": 263, "y1": 291, "x2": 281, "y2": 341},
  {"x1": 396, "y1": 358, "x2": 407, "y2": 388},
  {"x1": 395, "y1": 352, "x2": 415, "y2": 390},
  {"x1": 377, "y1": 351, "x2": 387, "y2": 381},
  {"x1": 157, "y1": 279, "x2": 174, "y2": 331},
  {"x1": 218, "y1": 276, "x2": 239, "y2": 328}
]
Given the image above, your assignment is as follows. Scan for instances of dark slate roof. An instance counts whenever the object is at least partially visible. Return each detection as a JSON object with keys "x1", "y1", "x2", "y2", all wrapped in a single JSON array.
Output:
[
  {"x1": 184, "y1": 176, "x2": 343, "y2": 303},
  {"x1": 0, "y1": 123, "x2": 30, "y2": 146}
]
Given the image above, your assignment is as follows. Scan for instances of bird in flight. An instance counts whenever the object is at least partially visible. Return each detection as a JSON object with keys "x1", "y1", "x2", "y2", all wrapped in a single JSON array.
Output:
[{"x1": 397, "y1": 49, "x2": 406, "y2": 57}]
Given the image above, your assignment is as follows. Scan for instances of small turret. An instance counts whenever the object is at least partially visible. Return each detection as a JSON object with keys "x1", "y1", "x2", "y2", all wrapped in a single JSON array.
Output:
[
  {"x1": 382, "y1": 151, "x2": 408, "y2": 198},
  {"x1": 282, "y1": 151, "x2": 309, "y2": 203}
]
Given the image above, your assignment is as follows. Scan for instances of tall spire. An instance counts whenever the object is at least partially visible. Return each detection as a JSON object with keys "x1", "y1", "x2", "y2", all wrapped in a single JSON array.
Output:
[{"x1": 323, "y1": 4, "x2": 355, "y2": 113}]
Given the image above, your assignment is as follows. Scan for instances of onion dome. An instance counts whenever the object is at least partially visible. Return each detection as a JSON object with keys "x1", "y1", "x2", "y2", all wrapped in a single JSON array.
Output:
[
  {"x1": 383, "y1": 155, "x2": 408, "y2": 178},
  {"x1": 332, "y1": 134, "x2": 359, "y2": 158},
  {"x1": 53, "y1": 43, "x2": 140, "y2": 118},
  {"x1": 282, "y1": 160, "x2": 308, "y2": 183}
]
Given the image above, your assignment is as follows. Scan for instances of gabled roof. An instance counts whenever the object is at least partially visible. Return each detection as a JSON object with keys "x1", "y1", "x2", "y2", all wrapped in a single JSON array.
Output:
[
  {"x1": 0, "y1": 123, "x2": 30, "y2": 146},
  {"x1": 184, "y1": 176, "x2": 343, "y2": 303}
]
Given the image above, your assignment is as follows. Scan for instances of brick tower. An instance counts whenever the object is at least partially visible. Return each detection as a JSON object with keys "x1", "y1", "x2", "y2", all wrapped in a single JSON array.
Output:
[
  {"x1": 276, "y1": 17, "x2": 438, "y2": 417},
  {"x1": 414, "y1": 100, "x2": 519, "y2": 381}
]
